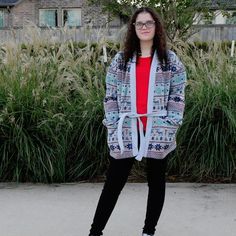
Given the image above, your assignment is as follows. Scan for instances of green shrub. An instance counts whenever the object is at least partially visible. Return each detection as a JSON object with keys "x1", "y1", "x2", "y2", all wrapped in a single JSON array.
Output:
[
  {"x1": 0, "y1": 38, "x2": 235, "y2": 183},
  {"x1": 0, "y1": 40, "x2": 119, "y2": 183},
  {"x1": 169, "y1": 41, "x2": 236, "y2": 181}
]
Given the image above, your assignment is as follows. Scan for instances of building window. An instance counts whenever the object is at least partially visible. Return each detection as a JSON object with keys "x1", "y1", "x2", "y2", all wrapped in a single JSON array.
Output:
[
  {"x1": 63, "y1": 9, "x2": 81, "y2": 27},
  {"x1": 226, "y1": 11, "x2": 236, "y2": 24},
  {"x1": 0, "y1": 10, "x2": 4, "y2": 28},
  {"x1": 39, "y1": 9, "x2": 58, "y2": 27}
]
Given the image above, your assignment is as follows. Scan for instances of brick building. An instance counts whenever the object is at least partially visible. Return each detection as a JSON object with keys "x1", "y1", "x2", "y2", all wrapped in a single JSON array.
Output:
[
  {"x1": 1, "y1": 0, "x2": 235, "y2": 42},
  {"x1": 0, "y1": 0, "x2": 121, "y2": 28}
]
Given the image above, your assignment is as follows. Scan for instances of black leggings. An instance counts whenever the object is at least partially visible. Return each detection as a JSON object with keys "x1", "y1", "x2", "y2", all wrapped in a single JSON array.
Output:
[{"x1": 89, "y1": 155, "x2": 168, "y2": 236}]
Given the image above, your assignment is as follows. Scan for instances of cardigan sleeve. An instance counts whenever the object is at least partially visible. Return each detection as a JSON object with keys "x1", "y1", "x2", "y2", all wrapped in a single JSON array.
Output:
[
  {"x1": 165, "y1": 52, "x2": 187, "y2": 127},
  {"x1": 102, "y1": 52, "x2": 123, "y2": 129}
]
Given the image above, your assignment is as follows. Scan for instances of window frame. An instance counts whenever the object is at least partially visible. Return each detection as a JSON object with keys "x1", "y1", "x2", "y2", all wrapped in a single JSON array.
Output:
[
  {"x1": 62, "y1": 8, "x2": 82, "y2": 28},
  {"x1": 39, "y1": 8, "x2": 58, "y2": 28},
  {"x1": 0, "y1": 9, "x2": 5, "y2": 28}
]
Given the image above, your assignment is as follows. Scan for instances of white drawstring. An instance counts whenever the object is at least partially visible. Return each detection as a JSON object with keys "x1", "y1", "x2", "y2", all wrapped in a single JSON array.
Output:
[{"x1": 117, "y1": 112, "x2": 154, "y2": 161}]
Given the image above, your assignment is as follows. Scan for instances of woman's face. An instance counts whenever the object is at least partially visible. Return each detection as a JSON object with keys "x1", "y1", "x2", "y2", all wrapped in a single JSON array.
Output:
[{"x1": 134, "y1": 12, "x2": 156, "y2": 43}]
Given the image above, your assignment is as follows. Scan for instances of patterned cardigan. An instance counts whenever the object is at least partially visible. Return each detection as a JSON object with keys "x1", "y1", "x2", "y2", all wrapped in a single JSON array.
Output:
[{"x1": 102, "y1": 50, "x2": 187, "y2": 161}]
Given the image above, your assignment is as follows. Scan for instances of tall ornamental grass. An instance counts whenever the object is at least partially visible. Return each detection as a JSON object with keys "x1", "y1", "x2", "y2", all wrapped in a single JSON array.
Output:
[
  {"x1": 0, "y1": 37, "x2": 119, "y2": 183},
  {"x1": 168, "y1": 41, "x2": 236, "y2": 181},
  {"x1": 0, "y1": 35, "x2": 235, "y2": 182}
]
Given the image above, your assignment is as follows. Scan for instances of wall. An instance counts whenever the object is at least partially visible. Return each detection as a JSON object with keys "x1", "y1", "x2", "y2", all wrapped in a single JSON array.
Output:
[
  {"x1": 8, "y1": 0, "x2": 110, "y2": 28},
  {"x1": 10, "y1": 0, "x2": 35, "y2": 27}
]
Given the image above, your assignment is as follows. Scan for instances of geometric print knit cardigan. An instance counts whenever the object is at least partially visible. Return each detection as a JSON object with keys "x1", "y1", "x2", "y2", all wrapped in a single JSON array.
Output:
[{"x1": 102, "y1": 50, "x2": 187, "y2": 161}]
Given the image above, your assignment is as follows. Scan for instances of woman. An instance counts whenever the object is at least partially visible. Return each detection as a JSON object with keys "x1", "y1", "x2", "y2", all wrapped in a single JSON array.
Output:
[{"x1": 88, "y1": 7, "x2": 187, "y2": 236}]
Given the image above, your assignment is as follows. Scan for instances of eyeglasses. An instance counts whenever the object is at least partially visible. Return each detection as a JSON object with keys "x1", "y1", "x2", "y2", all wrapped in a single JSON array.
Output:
[{"x1": 133, "y1": 20, "x2": 156, "y2": 30}]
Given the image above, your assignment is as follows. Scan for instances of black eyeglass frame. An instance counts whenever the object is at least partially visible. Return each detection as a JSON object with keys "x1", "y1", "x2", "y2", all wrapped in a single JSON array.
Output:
[{"x1": 133, "y1": 20, "x2": 156, "y2": 29}]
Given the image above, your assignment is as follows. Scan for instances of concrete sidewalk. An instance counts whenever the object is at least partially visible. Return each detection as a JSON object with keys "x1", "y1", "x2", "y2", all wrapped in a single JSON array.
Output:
[{"x1": 0, "y1": 182, "x2": 235, "y2": 236}]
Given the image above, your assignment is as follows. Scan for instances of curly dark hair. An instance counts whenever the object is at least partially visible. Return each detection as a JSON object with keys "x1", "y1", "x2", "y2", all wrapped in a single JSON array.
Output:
[{"x1": 123, "y1": 7, "x2": 168, "y2": 66}]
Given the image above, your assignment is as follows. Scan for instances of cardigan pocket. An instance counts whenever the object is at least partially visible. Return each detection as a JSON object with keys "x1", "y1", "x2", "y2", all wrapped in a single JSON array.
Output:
[
  {"x1": 106, "y1": 127, "x2": 120, "y2": 155},
  {"x1": 149, "y1": 116, "x2": 179, "y2": 153},
  {"x1": 151, "y1": 126, "x2": 177, "y2": 142},
  {"x1": 158, "y1": 117, "x2": 178, "y2": 141},
  {"x1": 149, "y1": 126, "x2": 178, "y2": 154}
]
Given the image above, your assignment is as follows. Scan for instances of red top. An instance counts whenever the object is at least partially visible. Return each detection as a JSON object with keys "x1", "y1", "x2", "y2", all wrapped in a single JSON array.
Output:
[{"x1": 136, "y1": 56, "x2": 152, "y2": 130}]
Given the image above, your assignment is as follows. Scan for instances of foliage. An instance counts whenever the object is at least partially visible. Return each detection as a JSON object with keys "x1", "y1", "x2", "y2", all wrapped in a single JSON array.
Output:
[
  {"x1": 87, "y1": 0, "x2": 232, "y2": 42},
  {"x1": 0, "y1": 39, "x2": 119, "y2": 183},
  {"x1": 0, "y1": 37, "x2": 235, "y2": 183},
  {"x1": 168, "y1": 40, "x2": 236, "y2": 182},
  {"x1": 87, "y1": 0, "x2": 204, "y2": 41}
]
